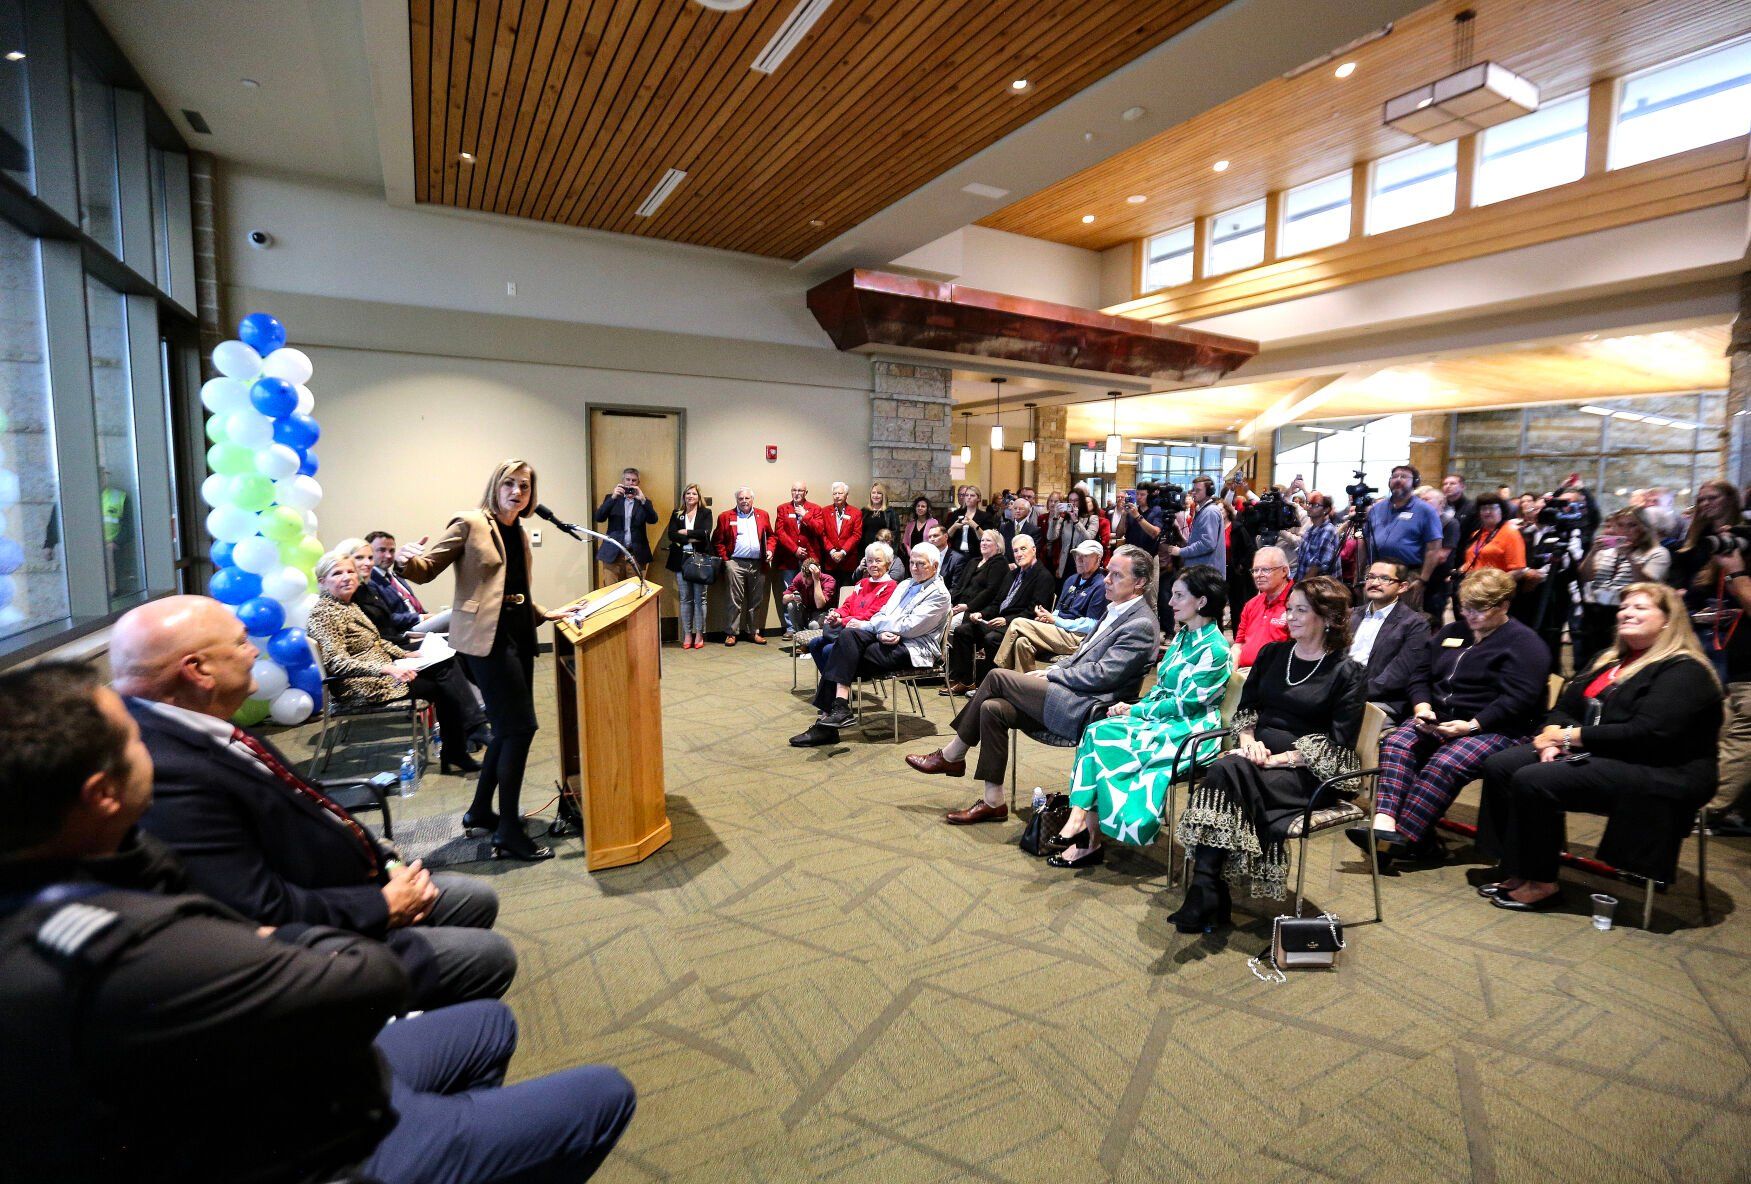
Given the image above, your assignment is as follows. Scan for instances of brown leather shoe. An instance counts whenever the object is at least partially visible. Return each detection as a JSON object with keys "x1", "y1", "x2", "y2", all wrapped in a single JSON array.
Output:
[
  {"x1": 750, "y1": 633, "x2": 767, "y2": 645},
  {"x1": 945, "y1": 800, "x2": 1008, "y2": 825},
  {"x1": 906, "y1": 750, "x2": 966, "y2": 777}
]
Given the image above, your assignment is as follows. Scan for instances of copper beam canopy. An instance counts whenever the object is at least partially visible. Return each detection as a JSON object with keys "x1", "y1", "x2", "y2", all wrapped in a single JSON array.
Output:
[{"x1": 807, "y1": 269, "x2": 1257, "y2": 384}]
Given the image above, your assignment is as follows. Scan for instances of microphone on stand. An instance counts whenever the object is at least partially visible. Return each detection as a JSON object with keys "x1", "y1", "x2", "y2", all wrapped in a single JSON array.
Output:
[{"x1": 533, "y1": 503, "x2": 650, "y2": 598}]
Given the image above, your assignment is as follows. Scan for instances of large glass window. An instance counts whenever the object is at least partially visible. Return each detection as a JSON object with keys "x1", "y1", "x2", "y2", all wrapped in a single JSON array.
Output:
[
  {"x1": 0, "y1": 0, "x2": 29, "y2": 192},
  {"x1": 84, "y1": 274, "x2": 144, "y2": 606},
  {"x1": 1274, "y1": 415, "x2": 1411, "y2": 510},
  {"x1": 0, "y1": 220, "x2": 69, "y2": 642},
  {"x1": 1206, "y1": 199, "x2": 1266, "y2": 276},
  {"x1": 1279, "y1": 171, "x2": 1352, "y2": 256},
  {"x1": 1612, "y1": 37, "x2": 1751, "y2": 170},
  {"x1": 1143, "y1": 223, "x2": 1194, "y2": 290},
  {"x1": 1476, "y1": 92, "x2": 1589, "y2": 205},
  {"x1": 1367, "y1": 141, "x2": 1457, "y2": 235},
  {"x1": 72, "y1": 55, "x2": 121, "y2": 255}
]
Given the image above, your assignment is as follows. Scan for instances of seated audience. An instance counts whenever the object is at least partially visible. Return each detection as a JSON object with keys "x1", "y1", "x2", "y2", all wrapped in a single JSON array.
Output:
[
  {"x1": 1459, "y1": 493, "x2": 1526, "y2": 576},
  {"x1": 806, "y1": 481, "x2": 864, "y2": 585},
  {"x1": 1049, "y1": 564, "x2": 1232, "y2": 867},
  {"x1": 366, "y1": 530, "x2": 446, "y2": 638},
  {"x1": 1174, "y1": 576, "x2": 1365, "y2": 932},
  {"x1": 1348, "y1": 560, "x2": 1433, "y2": 722},
  {"x1": 1234, "y1": 545, "x2": 1293, "y2": 667},
  {"x1": 113, "y1": 596, "x2": 514, "y2": 1011},
  {"x1": 946, "y1": 528, "x2": 1009, "y2": 636},
  {"x1": 1477, "y1": 583, "x2": 1723, "y2": 911},
  {"x1": 900, "y1": 495, "x2": 937, "y2": 553},
  {"x1": 340, "y1": 535, "x2": 421, "y2": 647},
  {"x1": 1046, "y1": 489, "x2": 1110, "y2": 577},
  {"x1": 945, "y1": 532, "x2": 1055, "y2": 692},
  {"x1": 1575, "y1": 507, "x2": 1671, "y2": 669},
  {"x1": 0, "y1": 661, "x2": 634, "y2": 1184},
  {"x1": 666, "y1": 482, "x2": 715, "y2": 649},
  {"x1": 905, "y1": 545, "x2": 1160, "y2": 825},
  {"x1": 992, "y1": 538, "x2": 1108, "y2": 674},
  {"x1": 999, "y1": 496, "x2": 1043, "y2": 560},
  {"x1": 799, "y1": 541, "x2": 896, "y2": 654},
  {"x1": 307, "y1": 549, "x2": 481, "y2": 775},
  {"x1": 791, "y1": 544, "x2": 950, "y2": 746},
  {"x1": 1346, "y1": 569, "x2": 1548, "y2": 870},
  {"x1": 782, "y1": 559, "x2": 838, "y2": 636}
]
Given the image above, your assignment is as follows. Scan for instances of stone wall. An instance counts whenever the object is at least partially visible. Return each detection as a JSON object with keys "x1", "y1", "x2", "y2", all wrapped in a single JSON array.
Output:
[
  {"x1": 1034, "y1": 405, "x2": 1070, "y2": 495},
  {"x1": 870, "y1": 361, "x2": 953, "y2": 506}
]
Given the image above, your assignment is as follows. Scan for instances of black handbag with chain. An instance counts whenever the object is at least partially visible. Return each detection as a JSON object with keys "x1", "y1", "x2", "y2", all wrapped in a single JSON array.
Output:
[
  {"x1": 1249, "y1": 912, "x2": 1344, "y2": 982},
  {"x1": 1018, "y1": 793, "x2": 1071, "y2": 856}
]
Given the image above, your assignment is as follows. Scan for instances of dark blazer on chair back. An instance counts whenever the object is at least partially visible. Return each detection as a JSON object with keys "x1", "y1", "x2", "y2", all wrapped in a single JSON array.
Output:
[{"x1": 1347, "y1": 602, "x2": 1432, "y2": 721}]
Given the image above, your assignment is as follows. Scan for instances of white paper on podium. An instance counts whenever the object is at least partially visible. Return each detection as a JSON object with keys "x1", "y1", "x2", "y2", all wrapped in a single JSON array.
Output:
[
  {"x1": 393, "y1": 631, "x2": 455, "y2": 672},
  {"x1": 567, "y1": 580, "x2": 641, "y2": 624}
]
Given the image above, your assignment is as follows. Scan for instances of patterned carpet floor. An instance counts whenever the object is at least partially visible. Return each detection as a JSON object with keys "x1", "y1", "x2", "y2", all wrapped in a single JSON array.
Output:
[{"x1": 271, "y1": 642, "x2": 1751, "y2": 1184}]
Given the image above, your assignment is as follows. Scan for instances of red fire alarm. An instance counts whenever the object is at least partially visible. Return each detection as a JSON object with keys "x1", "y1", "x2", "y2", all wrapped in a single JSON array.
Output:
[{"x1": 766, "y1": 445, "x2": 778, "y2": 462}]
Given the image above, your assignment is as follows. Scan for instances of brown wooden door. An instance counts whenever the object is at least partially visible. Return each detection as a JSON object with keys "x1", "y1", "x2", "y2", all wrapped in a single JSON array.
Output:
[{"x1": 588, "y1": 408, "x2": 681, "y2": 628}]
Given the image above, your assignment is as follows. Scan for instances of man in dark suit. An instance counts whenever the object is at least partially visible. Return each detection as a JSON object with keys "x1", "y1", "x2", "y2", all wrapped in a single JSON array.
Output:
[
  {"x1": 907, "y1": 545, "x2": 1161, "y2": 829},
  {"x1": 943, "y1": 533, "x2": 1056, "y2": 691},
  {"x1": 998, "y1": 496, "x2": 1044, "y2": 560},
  {"x1": 1349, "y1": 560, "x2": 1432, "y2": 722},
  {"x1": 593, "y1": 465, "x2": 659, "y2": 585},
  {"x1": 112, "y1": 596, "x2": 515, "y2": 1011}
]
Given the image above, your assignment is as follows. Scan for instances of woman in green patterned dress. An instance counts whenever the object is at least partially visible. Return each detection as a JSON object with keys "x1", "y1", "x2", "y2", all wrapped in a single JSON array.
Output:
[{"x1": 1047, "y1": 565, "x2": 1233, "y2": 868}]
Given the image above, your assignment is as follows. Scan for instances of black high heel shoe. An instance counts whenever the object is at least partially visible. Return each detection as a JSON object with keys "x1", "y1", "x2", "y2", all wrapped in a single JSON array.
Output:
[
  {"x1": 491, "y1": 830, "x2": 554, "y2": 862},
  {"x1": 1043, "y1": 828, "x2": 1087, "y2": 854},
  {"x1": 461, "y1": 809, "x2": 499, "y2": 836},
  {"x1": 441, "y1": 752, "x2": 483, "y2": 775}
]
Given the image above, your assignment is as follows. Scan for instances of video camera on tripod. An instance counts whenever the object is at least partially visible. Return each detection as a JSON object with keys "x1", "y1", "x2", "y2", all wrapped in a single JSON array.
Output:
[{"x1": 1343, "y1": 470, "x2": 1377, "y2": 528}]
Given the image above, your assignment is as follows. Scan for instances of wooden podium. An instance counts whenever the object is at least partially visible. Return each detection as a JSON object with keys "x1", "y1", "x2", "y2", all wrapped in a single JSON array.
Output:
[{"x1": 552, "y1": 577, "x2": 670, "y2": 870}]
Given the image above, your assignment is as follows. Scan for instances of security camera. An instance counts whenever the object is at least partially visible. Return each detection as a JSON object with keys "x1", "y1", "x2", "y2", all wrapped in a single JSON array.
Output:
[{"x1": 247, "y1": 229, "x2": 274, "y2": 249}]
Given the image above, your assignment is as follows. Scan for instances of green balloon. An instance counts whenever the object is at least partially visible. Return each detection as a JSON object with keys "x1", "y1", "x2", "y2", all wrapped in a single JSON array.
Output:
[
  {"x1": 294, "y1": 535, "x2": 325, "y2": 569},
  {"x1": 205, "y1": 415, "x2": 228, "y2": 445},
  {"x1": 260, "y1": 506, "x2": 305, "y2": 543},
  {"x1": 228, "y1": 473, "x2": 275, "y2": 511},
  {"x1": 232, "y1": 698, "x2": 271, "y2": 727},
  {"x1": 207, "y1": 442, "x2": 254, "y2": 476}
]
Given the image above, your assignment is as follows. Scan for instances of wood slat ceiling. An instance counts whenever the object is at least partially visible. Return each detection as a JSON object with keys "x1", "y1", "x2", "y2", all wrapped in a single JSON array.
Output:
[
  {"x1": 979, "y1": 0, "x2": 1751, "y2": 249},
  {"x1": 408, "y1": 0, "x2": 1235, "y2": 260}
]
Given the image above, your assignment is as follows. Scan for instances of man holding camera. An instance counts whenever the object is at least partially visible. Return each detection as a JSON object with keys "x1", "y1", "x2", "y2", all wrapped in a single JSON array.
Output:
[
  {"x1": 593, "y1": 467, "x2": 658, "y2": 587},
  {"x1": 1365, "y1": 465, "x2": 1443, "y2": 610},
  {"x1": 782, "y1": 559, "x2": 838, "y2": 637},
  {"x1": 1164, "y1": 476, "x2": 1226, "y2": 577},
  {"x1": 1294, "y1": 494, "x2": 1339, "y2": 580}
]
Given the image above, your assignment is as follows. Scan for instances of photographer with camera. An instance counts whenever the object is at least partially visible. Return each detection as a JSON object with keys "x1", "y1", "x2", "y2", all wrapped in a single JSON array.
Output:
[
  {"x1": 1163, "y1": 476, "x2": 1226, "y2": 588},
  {"x1": 1514, "y1": 490, "x2": 1588, "y2": 663},
  {"x1": 1046, "y1": 489, "x2": 1111, "y2": 578},
  {"x1": 1292, "y1": 493, "x2": 1338, "y2": 580},
  {"x1": 1119, "y1": 483, "x2": 1164, "y2": 553},
  {"x1": 1576, "y1": 508, "x2": 1670, "y2": 668},
  {"x1": 1365, "y1": 465, "x2": 1444, "y2": 609},
  {"x1": 782, "y1": 558, "x2": 838, "y2": 638}
]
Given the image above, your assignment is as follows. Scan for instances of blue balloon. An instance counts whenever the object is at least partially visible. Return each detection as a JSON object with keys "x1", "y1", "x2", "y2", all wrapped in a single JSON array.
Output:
[
  {"x1": 272, "y1": 414, "x2": 320, "y2": 451},
  {"x1": 297, "y1": 449, "x2": 319, "y2": 477},
  {"x1": 236, "y1": 595, "x2": 287, "y2": 637},
  {"x1": 288, "y1": 663, "x2": 324, "y2": 701},
  {"x1": 238, "y1": 312, "x2": 286, "y2": 356},
  {"x1": 249, "y1": 376, "x2": 298, "y2": 418},
  {"x1": 210, "y1": 539, "x2": 236, "y2": 569},
  {"x1": 267, "y1": 627, "x2": 315, "y2": 669},
  {"x1": 0, "y1": 536, "x2": 22, "y2": 576},
  {"x1": 210, "y1": 566, "x2": 262, "y2": 605}
]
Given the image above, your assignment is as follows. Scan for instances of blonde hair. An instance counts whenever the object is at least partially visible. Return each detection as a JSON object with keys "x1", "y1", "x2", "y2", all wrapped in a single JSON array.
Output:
[
  {"x1": 479, "y1": 459, "x2": 537, "y2": 519},
  {"x1": 1576, "y1": 581, "x2": 1719, "y2": 688},
  {"x1": 334, "y1": 536, "x2": 369, "y2": 559},
  {"x1": 1457, "y1": 567, "x2": 1515, "y2": 609},
  {"x1": 314, "y1": 547, "x2": 357, "y2": 585},
  {"x1": 681, "y1": 482, "x2": 703, "y2": 506},
  {"x1": 979, "y1": 528, "x2": 1004, "y2": 550}
]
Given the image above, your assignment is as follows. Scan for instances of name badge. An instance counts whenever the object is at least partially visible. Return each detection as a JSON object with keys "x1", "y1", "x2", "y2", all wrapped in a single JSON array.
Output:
[
  {"x1": 1442, "y1": 636, "x2": 1464, "y2": 647},
  {"x1": 1398, "y1": 511, "x2": 1414, "y2": 521}
]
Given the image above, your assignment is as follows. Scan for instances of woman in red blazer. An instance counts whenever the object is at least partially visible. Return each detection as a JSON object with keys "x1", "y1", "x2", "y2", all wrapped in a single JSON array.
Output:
[{"x1": 713, "y1": 486, "x2": 777, "y2": 644}]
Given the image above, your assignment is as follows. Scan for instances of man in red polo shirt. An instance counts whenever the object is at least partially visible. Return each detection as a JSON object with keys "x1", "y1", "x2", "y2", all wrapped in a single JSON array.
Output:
[{"x1": 1235, "y1": 545, "x2": 1293, "y2": 667}]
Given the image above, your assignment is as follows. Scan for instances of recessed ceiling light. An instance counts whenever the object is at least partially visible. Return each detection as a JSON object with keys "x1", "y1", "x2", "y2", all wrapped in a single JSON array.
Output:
[
  {"x1": 962, "y1": 181, "x2": 1009, "y2": 199},
  {"x1": 241, "y1": 78, "x2": 260, "y2": 88},
  {"x1": 1121, "y1": 105, "x2": 1146, "y2": 122},
  {"x1": 1212, "y1": 159, "x2": 1230, "y2": 172},
  {"x1": 1010, "y1": 78, "x2": 1029, "y2": 91},
  {"x1": 808, "y1": 218, "x2": 825, "y2": 228},
  {"x1": 1333, "y1": 61, "x2": 1357, "y2": 79},
  {"x1": 1126, "y1": 194, "x2": 1146, "y2": 204},
  {"x1": 459, "y1": 151, "x2": 476, "y2": 163},
  {"x1": 4, "y1": 51, "x2": 24, "y2": 62},
  {"x1": 692, "y1": 0, "x2": 754, "y2": 10},
  {"x1": 1416, "y1": 96, "x2": 1433, "y2": 109},
  {"x1": 1080, "y1": 214, "x2": 1095, "y2": 224}
]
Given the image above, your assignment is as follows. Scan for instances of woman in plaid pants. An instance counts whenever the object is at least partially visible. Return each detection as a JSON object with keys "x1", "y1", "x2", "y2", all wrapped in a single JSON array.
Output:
[{"x1": 1347, "y1": 569, "x2": 1551, "y2": 870}]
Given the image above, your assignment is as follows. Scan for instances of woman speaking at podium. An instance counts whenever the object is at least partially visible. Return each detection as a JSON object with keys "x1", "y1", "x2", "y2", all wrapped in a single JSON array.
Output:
[{"x1": 397, "y1": 459, "x2": 565, "y2": 861}]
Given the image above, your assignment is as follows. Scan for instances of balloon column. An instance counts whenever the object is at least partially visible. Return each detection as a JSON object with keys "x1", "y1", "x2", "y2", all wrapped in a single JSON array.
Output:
[{"x1": 202, "y1": 313, "x2": 326, "y2": 727}]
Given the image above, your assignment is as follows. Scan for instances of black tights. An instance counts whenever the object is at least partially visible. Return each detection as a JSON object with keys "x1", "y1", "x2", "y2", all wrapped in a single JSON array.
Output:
[{"x1": 460, "y1": 626, "x2": 539, "y2": 843}]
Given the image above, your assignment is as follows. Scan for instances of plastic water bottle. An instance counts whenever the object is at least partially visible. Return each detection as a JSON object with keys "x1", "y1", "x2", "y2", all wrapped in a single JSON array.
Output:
[
  {"x1": 398, "y1": 750, "x2": 418, "y2": 798},
  {"x1": 430, "y1": 720, "x2": 441, "y2": 752},
  {"x1": 1031, "y1": 787, "x2": 1047, "y2": 815}
]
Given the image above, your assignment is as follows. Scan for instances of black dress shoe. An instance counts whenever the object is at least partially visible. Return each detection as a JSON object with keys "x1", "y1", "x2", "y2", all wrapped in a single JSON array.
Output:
[
  {"x1": 1707, "y1": 808, "x2": 1751, "y2": 837},
  {"x1": 1491, "y1": 888, "x2": 1562, "y2": 912},
  {"x1": 491, "y1": 831, "x2": 554, "y2": 862},
  {"x1": 1047, "y1": 843, "x2": 1104, "y2": 869},
  {"x1": 1043, "y1": 828, "x2": 1087, "y2": 853},
  {"x1": 461, "y1": 809, "x2": 499, "y2": 835},
  {"x1": 789, "y1": 723, "x2": 840, "y2": 748},
  {"x1": 441, "y1": 752, "x2": 483, "y2": 775},
  {"x1": 817, "y1": 701, "x2": 856, "y2": 729}
]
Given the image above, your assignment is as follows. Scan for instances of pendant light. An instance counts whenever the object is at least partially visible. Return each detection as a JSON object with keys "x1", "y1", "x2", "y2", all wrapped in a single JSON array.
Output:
[
  {"x1": 958, "y1": 412, "x2": 972, "y2": 465},
  {"x1": 1105, "y1": 391, "x2": 1122, "y2": 473},
  {"x1": 989, "y1": 377, "x2": 1006, "y2": 451},
  {"x1": 1021, "y1": 402, "x2": 1037, "y2": 463}
]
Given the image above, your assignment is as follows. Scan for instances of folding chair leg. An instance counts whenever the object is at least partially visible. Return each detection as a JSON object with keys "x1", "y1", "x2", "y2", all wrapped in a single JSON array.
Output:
[
  {"x1": 1008, "y1": 732, "x2": 1018, "y2": 812},
  {"x1": 1643, "y1": 879, "x2": 1656, "y2": 930},
  {"x1": 1366, "y1": 822, "x2": 1384, "y2": 924},
  {"x1": 1293, "y1": 834, "x2": 1309, "y2": 917},
  {"x1": 1697, "y1": 821, "x2": 1711, "y2": 922}
]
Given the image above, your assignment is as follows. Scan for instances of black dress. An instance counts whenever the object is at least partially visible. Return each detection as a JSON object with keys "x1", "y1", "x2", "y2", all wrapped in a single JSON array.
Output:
[{"x1": 1176, "y1": 640, "x2": 1365, "y2": 898}]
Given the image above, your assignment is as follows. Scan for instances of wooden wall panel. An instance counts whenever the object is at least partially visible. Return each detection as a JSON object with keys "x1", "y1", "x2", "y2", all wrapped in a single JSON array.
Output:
[{"x1": 410, "y1": 0, "x2": 1234, "y2": 259}]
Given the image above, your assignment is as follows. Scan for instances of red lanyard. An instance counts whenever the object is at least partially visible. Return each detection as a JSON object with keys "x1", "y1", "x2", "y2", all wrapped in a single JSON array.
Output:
[{"x1": 231, "y1": 728, "x2": 380, "y2": 876}]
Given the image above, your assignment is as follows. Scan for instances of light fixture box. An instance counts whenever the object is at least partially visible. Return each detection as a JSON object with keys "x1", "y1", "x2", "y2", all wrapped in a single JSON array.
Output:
[{"x1": 1382, "y1": 62, "x2": 1538, "y2": 144}]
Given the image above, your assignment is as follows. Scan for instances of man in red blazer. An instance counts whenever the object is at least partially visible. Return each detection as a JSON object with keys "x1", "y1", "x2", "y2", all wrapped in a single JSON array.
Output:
[
  {"x1": 807, "y1": 482, "x2": 864, "y2": 590},
  {"x1": 714, "y1": 485, "x2": 777, "y2": 645},
  {"x1": 772, "y1": 480, "x2": 820, "y2": 638}
]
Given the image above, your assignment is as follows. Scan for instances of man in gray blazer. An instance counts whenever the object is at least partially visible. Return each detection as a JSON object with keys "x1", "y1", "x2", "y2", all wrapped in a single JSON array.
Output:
[{"x1": 906, "y1": 545, "x2": 1161, "y2": 824}]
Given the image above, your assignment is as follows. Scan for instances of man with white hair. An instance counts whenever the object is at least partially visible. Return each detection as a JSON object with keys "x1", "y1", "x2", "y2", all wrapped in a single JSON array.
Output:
[
  {"x1": 1235, "y1": 545, "x2": 1293, "y2": 667},
  {"x1": 112, "y1": 595, "x2": 516, "y2": 1010},
  {"x1": 808, "y1": 481, "x2": 864, "y2": 588},
  {"x1": 991, "y1": 538, "x2": 1109, "y2": 673},
  {"x1": 999, "y1": 496, "x2": 1042, "y2": 561},
  {"x1": 790, "y1": 543, "x2": 951, "y2": 747},
  {"x1": 944, "y1": 531, "x2": 1056, "y2": 691},
  {"x1": 714, "y1": 485, "x2": 776, "y2": 644}
]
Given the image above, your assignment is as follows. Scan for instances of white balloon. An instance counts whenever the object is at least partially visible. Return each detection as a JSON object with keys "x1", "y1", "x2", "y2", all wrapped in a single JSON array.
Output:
[
  {"x1": 255, "y1": 443, "x2": 301, "y2": 481},
  {"x1": 293, "y1": 384, "x2": 315, "y2": 416},
  {"x1": 200, "y1": 377, "x2": 251, "y2": 415},
  {"x1": 262, "y1": 564, "x2": 307, "y2": 603},
  {"x1": 224, "y1": 409, "x2": 275, "y2": 450},
  {"x1": 0, "y1": 469, "x2": 18, "y2": 509},
  {"x1": 200, "y1": 473, "x2": 230, "y2": 508},
  {"x1": 233, "y1": 534, "x2": 282, "y2": 576},
  {"x1": 212, "y1": 339, "x2": 263, "y2": 381},
  {"x1": 302, "y1": 509, "x2": 319, "y2": 534},
  {"x1": 251, "y1": 659, "x2": 289, "y2": 700},
  {"x1": 269, "y1": 688, "x2": 315, "y2": 725},
  {"x1": 275, "y1": 474, "x2": 323, "y2": 511},
  {"x1": 260, "y1": 347, "x2": 314, "y2": 386},
  {"x1": 285, "y1": 593, "x2": 317, "y2": 630},
  {"x1": 207, "y1": 504, "x2": 258, "y2": 543}
]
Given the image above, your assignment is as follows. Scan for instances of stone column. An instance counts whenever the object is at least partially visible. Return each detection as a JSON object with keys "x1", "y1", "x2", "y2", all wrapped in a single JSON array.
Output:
[
  {"x1": 1034, "y1": 405, "x2": 1070, "y2": 495},
  {"x1": 1728, "y1": 272, "x2": 1751, "y2": 488},
  {"x1": 870, "y1": 361, "x2": 954, "y2": 506}
]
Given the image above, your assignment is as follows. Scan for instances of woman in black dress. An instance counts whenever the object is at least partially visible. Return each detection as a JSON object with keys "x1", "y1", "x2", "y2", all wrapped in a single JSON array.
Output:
[{"x1": 1174, "y1": 575, "x2": 1365, "y2": 932}]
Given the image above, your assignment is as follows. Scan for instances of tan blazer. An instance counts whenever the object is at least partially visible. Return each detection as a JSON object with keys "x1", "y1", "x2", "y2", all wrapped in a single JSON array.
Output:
[{"x1": 395, "y1": 510, "x2": 548, "y2": 657}]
